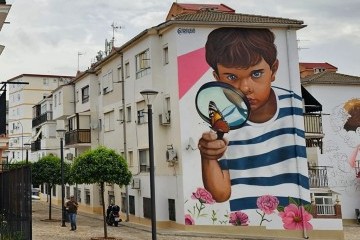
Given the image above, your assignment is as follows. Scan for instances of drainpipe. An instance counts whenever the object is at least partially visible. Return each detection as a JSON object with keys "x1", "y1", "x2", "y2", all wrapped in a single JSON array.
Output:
[
  {"x1": 119, "y1": 53, "x2": 130, "y2": 222},
  {"x1": 285, "y1": 28, "x2": 309, "y2": 239}
]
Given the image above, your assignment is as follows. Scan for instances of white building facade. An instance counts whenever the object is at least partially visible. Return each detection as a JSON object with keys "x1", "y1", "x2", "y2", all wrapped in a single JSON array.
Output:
[{"x1": 31, "y1": 4, "x2": 349, "y2": 239}]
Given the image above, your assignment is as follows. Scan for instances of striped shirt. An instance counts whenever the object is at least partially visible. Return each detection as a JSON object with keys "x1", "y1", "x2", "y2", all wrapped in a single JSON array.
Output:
[{"x1": 219, "y1": 86, "x2": 310, "y2": 211}]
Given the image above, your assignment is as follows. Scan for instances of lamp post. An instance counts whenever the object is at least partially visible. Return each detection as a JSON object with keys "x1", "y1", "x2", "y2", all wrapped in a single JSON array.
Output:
[
  {"x1": 140, "y1": 89, "x2": 158, "y2": 240},
  {"x1": 56, "y1": 128, "x2": 66, "y2": 227},
  {"x1": 24, "y1": 143, "x2": 31, "y2": 164}
]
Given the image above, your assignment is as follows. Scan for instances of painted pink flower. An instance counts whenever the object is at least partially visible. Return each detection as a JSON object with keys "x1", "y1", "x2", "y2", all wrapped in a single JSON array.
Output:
[
  {"x1": 191, "y1": 187, "x2": 215, "y2": 204},
  {"x1": 229, "y1": 211, "x2": 249, "y2": 226},
  {"x1": 257, "y1": 195, "x2": 279, "y2": 214},
  {"x1": 185, "y1": 214, "x2": 195, "y2": 225},
  {"x1": 279, "y1": 204, "x2": 313, "y2": 230}
]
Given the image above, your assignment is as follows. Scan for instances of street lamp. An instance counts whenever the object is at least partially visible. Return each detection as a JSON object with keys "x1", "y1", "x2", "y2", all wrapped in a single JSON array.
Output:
[
  {"x1": 56, "y1": 128, "x2": 66, "y2": 227},
  {"x1": 140, "y1": 89, "x2": 158, "y2": 240},
  {"x1": 24, "y1": 143, "x2": 31, "y2": 164}
]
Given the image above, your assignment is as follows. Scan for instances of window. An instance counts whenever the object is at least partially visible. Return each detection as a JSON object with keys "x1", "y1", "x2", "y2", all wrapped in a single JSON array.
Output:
[
  {"x1": 58, "y1": 91, "x2": 62, "y2": 105},
  {"x1": 108, "y1": 191, "x2": 115, "y2": 206},
  {"x1": 126, "y1": 106, "x2": 132, "y2": 122},
  {"x1": 136, "y1": 49, "x2": 150, "y2": 78},
  {"x1": 119, "y1": 108, "x2": 124, "y2": 123},
  {"x1": 54, "y1": 95, "x2": 57, "y2": 107},
  {"x1": 137, "y1": 109, "x2": 145, "y2": 124},
  {"x1": 128, "y1": 151, "x2": 133, "y2": 167},
  {"x1": 77, "y1": 189, "x2": 81, "y2": 203},
  {"x1": 102, "y1": 70, "x2": 113, "y2": 94},
  {"x1": 313, "y1": 193, "x2": 334, "y2": 215},
  {"x1": 81, "y1": 85, "x2": 89, "y2": 103},
  {"x1": 52, "y1": 185, "x2": 56, "y2": 196},
  {"x1": 85, "y1": 189, "x2": 90, "y2": 205},
  {"x1": 129, "y1": 195, "x2": 135, "y2": 214},
  {"x1": 66, "y1": 186, "x2": 70, "y2": 199},
  {"x1": 143, "y1": 197, "x2": 151, "y2": 219},
  {"x1": 137, "y1": 101, "x2": 146, "y2": 124},
  {"x1": 121, "y1": 193, "x2": 126, "y2": 213},
  {"x1": 125, "y1": 62, "x2": 130, "y2": 78},
  {"x1": 163, "y1": 45, "x2": 169, "y2": 65},
  {"x1": 168, "y1": 199, "x2": 176, "y2": 221},
  {"x1": 104, "y1": 111, "x2": 115, "y2": 131},
  {"x1": 139, "y1": 149, "x2": 149, "y2": 172}
]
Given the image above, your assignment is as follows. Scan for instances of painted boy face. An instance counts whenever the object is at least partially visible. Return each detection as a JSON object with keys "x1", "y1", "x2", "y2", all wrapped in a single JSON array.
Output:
[{"x1": 213, "y1": 58, "x2": 278, "y2": 120}]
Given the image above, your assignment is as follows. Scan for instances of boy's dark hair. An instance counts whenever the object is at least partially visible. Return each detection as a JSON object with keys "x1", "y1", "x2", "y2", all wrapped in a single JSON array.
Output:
[{"x1": 205, "y1": 27, "x2": 277, "y2": 73}]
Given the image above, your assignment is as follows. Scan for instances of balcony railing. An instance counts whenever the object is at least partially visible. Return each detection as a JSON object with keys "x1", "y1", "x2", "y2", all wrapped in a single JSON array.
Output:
[
  {"x1": 304, "y1": 113, "x2": 324, "y2": 153},
  {"x1": 308, "y1": 166, "x2": 329, "y2": 188},
  {"x1": 304, "y1": 113, "x2": 323, "y2": 134},
  {"x1": 31, "y1": 139, "x2": 41, "y2": 152},
  {"x1": 65, "y1": 129, "x2": 91, "y2": 145},
  {"x1": 32, "y1": 111, "x2": 53, "y2": 127}
]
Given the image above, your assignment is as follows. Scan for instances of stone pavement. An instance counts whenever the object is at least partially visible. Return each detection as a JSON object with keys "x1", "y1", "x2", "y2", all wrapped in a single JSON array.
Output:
[{"x1": 32, "y1": 200, "x2": 360, "y2": 240}]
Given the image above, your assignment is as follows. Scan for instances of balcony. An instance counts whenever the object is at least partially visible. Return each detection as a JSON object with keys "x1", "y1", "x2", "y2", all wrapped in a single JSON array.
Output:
[
  {"x1": 65, "y1": 129, "x2": 91, "y2": 146},
  {"x1": 308, "y1": 166, "x2": 329, "y2": 188},
  {"x1": 32, "y1": 111, "x2": 53, "y2": 127},
  {"x1": 31, "y1": 139, "x2": 41, "y2": 152},
  {"x1": 304, "y1": 113, "x2": 324, "y2": 153}
]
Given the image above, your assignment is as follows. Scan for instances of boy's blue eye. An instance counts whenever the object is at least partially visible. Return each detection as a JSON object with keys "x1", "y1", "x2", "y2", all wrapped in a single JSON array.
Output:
[
  {"x1": 226, "y1": 74, "x2": 237, "y2": 81},
  {"x1": 252, "y1": 71, "x2": 263, "y2": 79}
]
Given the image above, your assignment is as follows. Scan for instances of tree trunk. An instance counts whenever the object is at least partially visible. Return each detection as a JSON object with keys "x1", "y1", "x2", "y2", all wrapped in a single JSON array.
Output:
[
  {"x1": 49, "y1": 185, "x2": 52, "y2": 220},
  {"x1": 101, "y1": 182, "x2": 107, "y2": 238}
]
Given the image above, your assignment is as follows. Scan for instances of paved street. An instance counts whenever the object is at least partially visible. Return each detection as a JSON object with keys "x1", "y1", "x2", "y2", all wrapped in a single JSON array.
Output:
[{"x1": 32, "y1": 200, "x2": 360, "y2": 240}]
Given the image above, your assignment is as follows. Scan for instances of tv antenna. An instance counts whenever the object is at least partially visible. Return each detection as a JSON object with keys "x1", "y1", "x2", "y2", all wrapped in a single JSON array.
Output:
[
  {"x1": 77, "y1": 52, "x2": 85, "y2": 71},
  {"x1": 110, "y1": 22, "x2": 124, "y2": 47}
]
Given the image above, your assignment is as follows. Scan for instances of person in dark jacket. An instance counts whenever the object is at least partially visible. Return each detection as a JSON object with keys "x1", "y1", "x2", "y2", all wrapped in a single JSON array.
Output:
[{"x1": 65, "y1": 195, "x2": 79, "y2": 231}]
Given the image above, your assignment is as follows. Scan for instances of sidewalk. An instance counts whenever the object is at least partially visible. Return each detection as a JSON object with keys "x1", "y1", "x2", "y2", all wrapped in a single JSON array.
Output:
[{"x1": 32, "y1": 200, "x2": 360, "y2": 240}]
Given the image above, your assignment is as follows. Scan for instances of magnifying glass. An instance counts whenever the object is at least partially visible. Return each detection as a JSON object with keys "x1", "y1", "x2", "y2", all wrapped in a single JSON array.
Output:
[{"x1": 195, "y1": 82, "x2": 250, "y2": 139}]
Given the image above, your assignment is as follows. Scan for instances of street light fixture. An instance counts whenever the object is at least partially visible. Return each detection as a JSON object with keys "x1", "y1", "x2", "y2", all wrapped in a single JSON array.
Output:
[
  {"x1": 140, "y1": 89, "x2": 158, "y2": 240},
  {"x1": 56, "y1": 128, "x2": 66, "y2": 227},
  {"x1": 24, "y1": 143, "x2": 31, "y2": 164}
]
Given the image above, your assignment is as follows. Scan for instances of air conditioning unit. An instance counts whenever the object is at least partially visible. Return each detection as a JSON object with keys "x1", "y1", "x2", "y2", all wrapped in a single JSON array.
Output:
[
  {"x1": 132, "y1": 178, "x2": 141, "y2": 189},
  {"x1": 166, "y1": 148, "x2": 177, "y2": 162},
  {"x1": 159, "y1": 112, "x2": 170, "y2": 125}
]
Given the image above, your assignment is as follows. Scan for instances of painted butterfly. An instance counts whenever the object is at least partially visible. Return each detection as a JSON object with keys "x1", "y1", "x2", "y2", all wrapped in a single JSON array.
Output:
[{"x1": 209, "y1": 101, "x2": 230, "y2": 134}]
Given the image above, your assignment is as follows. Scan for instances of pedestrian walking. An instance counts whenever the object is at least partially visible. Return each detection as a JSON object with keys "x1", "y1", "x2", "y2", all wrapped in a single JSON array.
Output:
[{"x1": 65, "y1": 195, "x2": 79, "y2": 231}]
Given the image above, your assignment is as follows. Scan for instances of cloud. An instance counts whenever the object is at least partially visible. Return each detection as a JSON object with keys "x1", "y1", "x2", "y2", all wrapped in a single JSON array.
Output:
[{"x1": 0, "y1": 0, "x2": 359, "y2": 83}]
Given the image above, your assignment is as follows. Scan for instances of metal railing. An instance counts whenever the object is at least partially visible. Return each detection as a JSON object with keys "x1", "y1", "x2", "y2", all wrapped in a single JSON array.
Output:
[
  {"x1": 304, "y1": 113, "x2": 323, "y2": 134},
  {"x1": 32, "y1": 111, "x2": 53, "y2": 127},
  {"x1": 308, "y1": 166, "x2": 329, "y2": 188},
  {"x1": 65, "y1": 129, "x2": 91, "y2": 145}
]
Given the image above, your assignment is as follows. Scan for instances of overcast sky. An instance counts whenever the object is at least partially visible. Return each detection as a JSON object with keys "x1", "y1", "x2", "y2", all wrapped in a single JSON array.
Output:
[{"x1": 0, "y1": 0, "x2": 359, "y2": 83}]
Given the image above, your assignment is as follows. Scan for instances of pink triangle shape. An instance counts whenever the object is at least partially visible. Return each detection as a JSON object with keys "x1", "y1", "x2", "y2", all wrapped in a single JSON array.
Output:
[{"x1": 177, "y1": 47, "x2": 210, "y2": 99}]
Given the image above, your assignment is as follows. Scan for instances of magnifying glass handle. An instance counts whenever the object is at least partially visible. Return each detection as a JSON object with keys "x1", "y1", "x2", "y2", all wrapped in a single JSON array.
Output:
[{"x1": 217, "y1": 131, "x2": 224, "y2": 140}]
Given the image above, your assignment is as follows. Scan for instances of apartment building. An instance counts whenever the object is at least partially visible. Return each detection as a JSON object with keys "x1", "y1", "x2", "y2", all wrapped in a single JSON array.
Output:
[
  {"x1": 301, "y1": 68, "x2": 360, "y2": 224},
  {"x1": 7, "y1": 74, "x2": 73, "y2": 163},
  {"x1": 35, "y1": 3, "x2": 346, "y2": 239}
]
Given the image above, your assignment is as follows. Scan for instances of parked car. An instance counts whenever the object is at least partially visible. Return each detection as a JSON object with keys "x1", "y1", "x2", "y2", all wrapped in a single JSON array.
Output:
[{"x1": 32, "y1": 188, "x2": 40, "y2": 200}]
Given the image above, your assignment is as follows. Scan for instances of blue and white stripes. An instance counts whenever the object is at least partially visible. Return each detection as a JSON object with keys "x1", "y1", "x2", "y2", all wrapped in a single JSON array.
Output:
[{"x1": 219, "y1": 87, "x2": 310, "y2": 211}]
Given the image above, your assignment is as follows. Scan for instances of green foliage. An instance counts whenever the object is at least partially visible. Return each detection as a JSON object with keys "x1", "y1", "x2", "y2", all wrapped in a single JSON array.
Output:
[
  {"x1": 31, "y1": 154, "x2": 71, "y2": 187},
  {"x1": 7, "y1": 160, "x2": 32, "y2": 170},
  {"x1": 71, "y1": 146, "x2": 132, "y2": 186}
]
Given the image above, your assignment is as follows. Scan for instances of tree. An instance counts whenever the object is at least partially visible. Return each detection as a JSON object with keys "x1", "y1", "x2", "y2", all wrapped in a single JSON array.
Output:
[
  {"x1": 32, "y1": 154, "x2": 71, "y2": 220},
  {"x1": 71, "y1": 146, "x2": 132, "y2": 239}
]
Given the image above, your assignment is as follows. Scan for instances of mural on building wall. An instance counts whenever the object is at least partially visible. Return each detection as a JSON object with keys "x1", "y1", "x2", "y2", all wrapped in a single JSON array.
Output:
[
  {"x1": 328, "y1": 98, "x2": 360, "y2": 191},
  {"x1": 179, "y1": 27, "x2": 312, "y2": 230}
]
